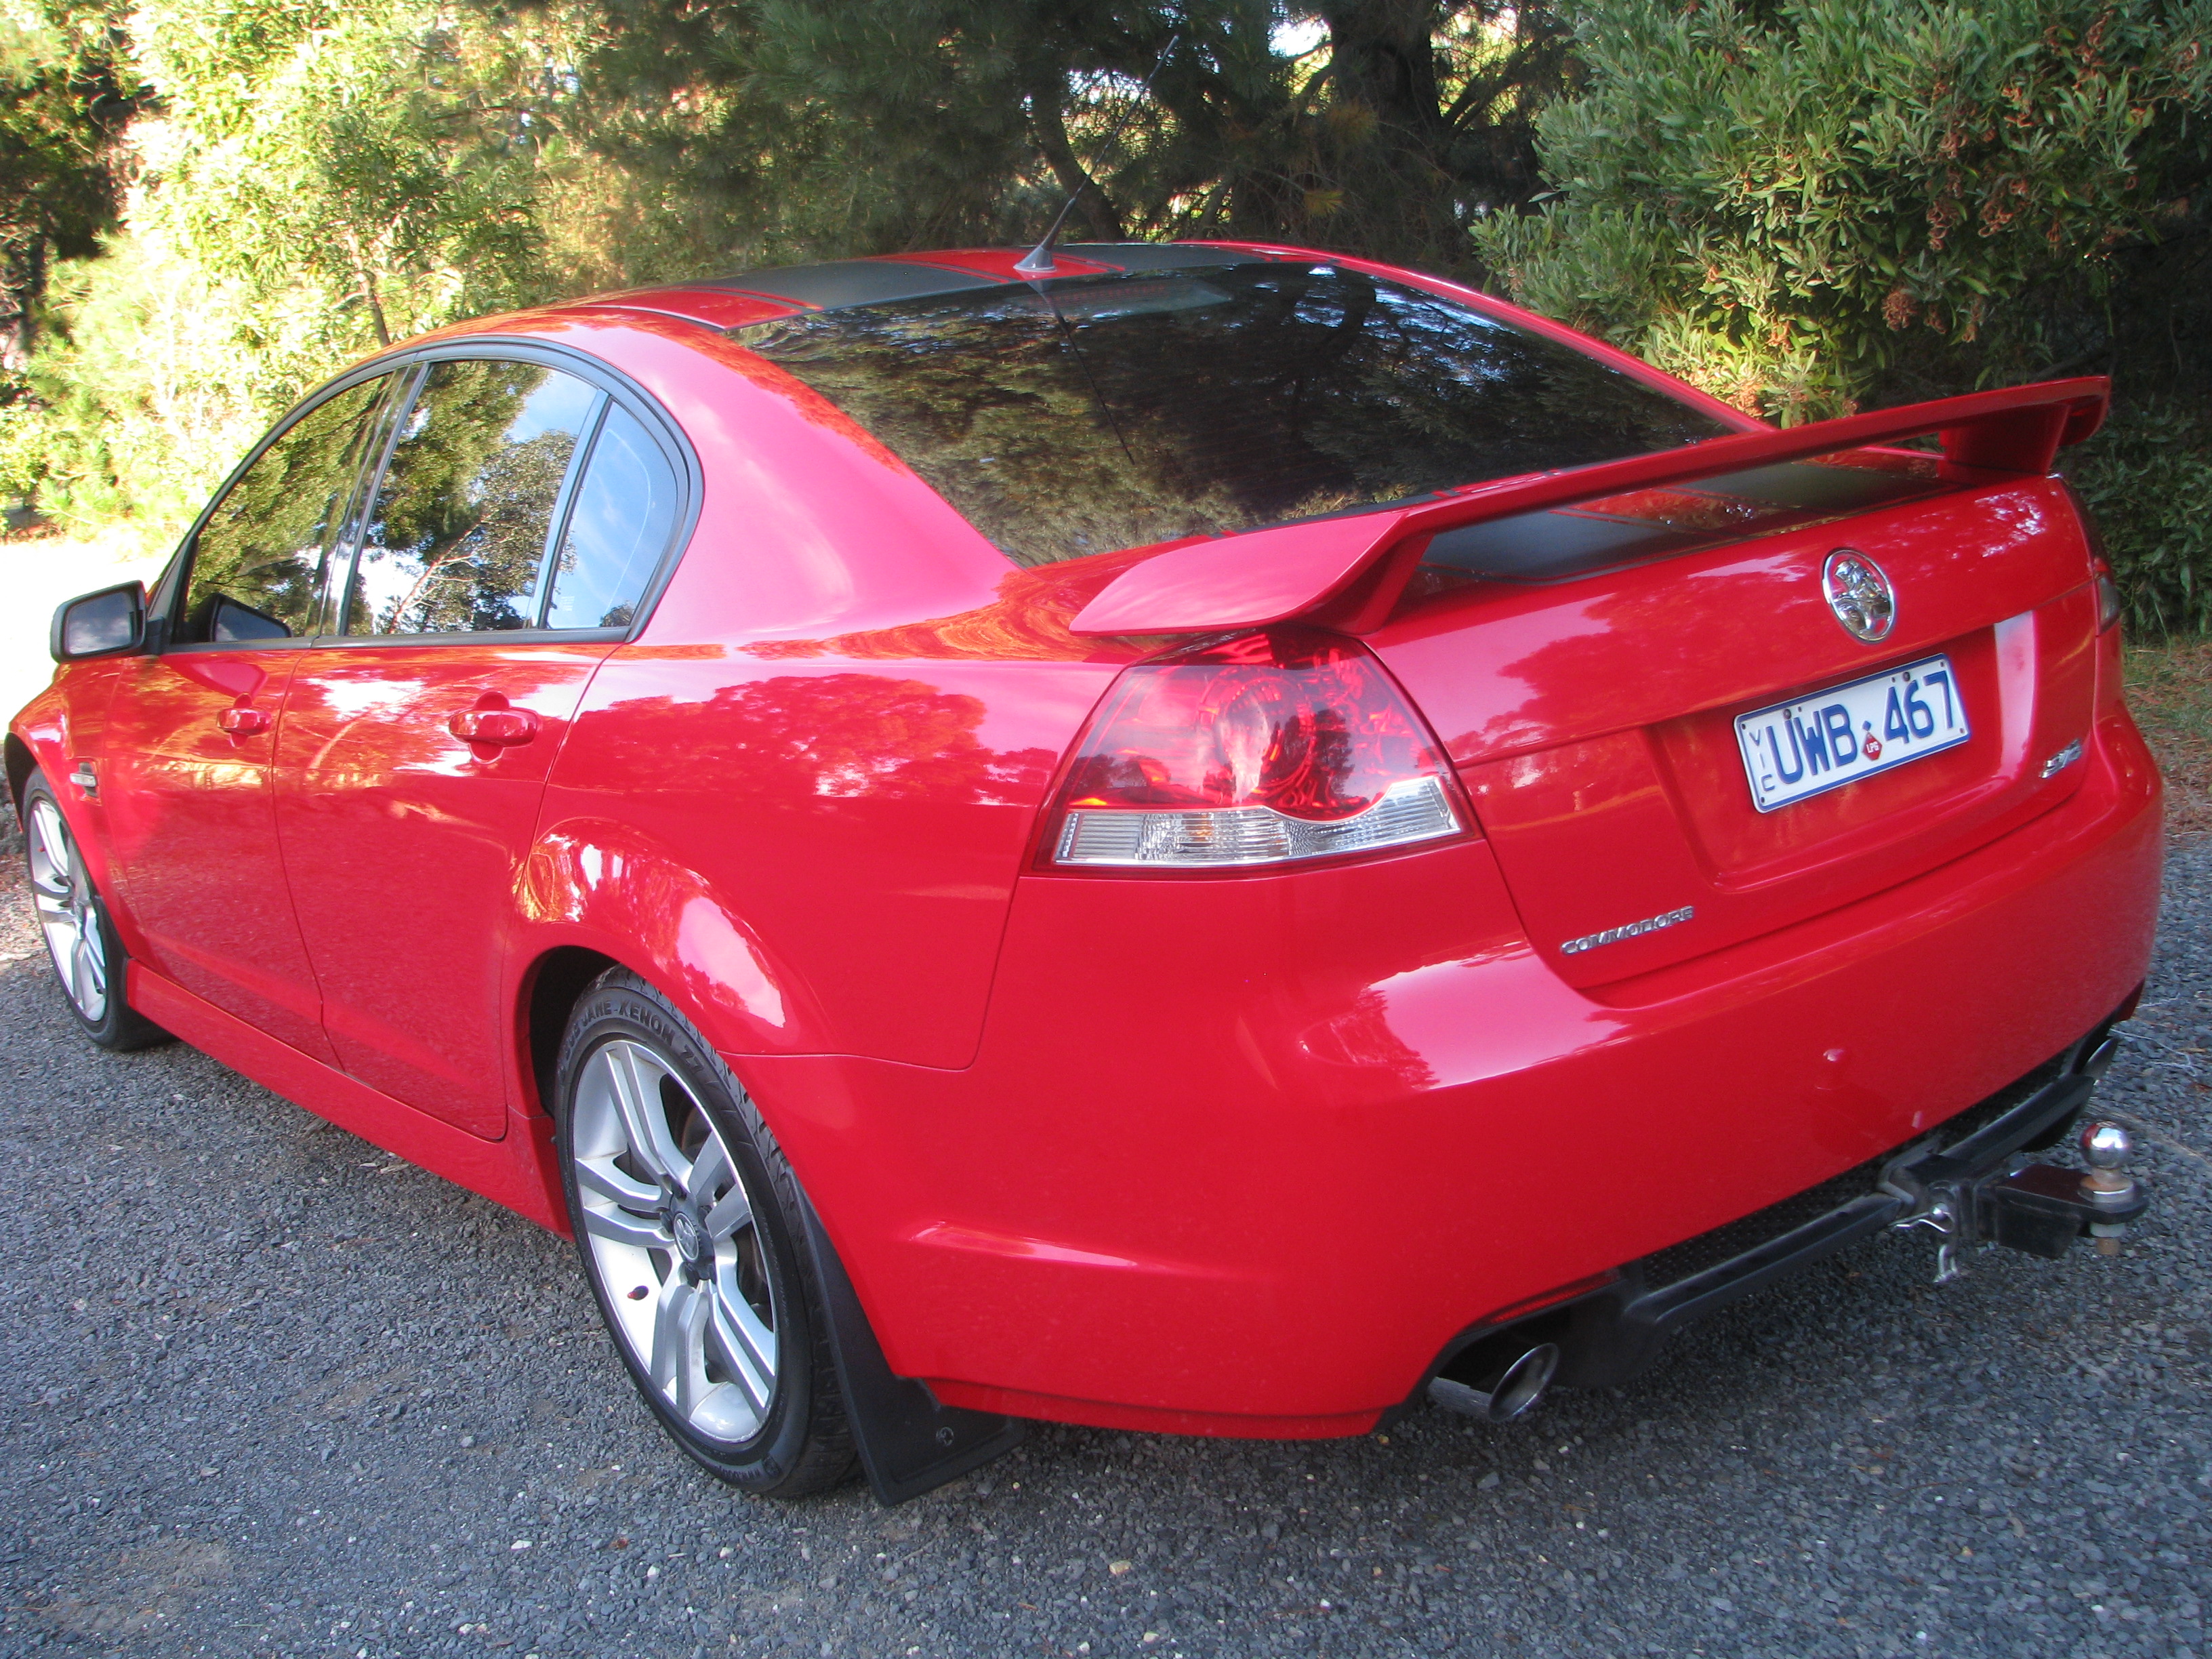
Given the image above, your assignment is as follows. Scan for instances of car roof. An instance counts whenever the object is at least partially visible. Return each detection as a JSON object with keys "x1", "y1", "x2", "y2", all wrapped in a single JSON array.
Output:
[{"x1": 558, "y1": 242, "x2": 1298, "y2": 331}]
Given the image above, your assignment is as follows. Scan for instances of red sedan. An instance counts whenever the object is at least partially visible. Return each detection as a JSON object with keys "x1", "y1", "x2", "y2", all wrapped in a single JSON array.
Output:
[{"x1": 10, "y1": 243, "x2": 2158, "y2": 1501}]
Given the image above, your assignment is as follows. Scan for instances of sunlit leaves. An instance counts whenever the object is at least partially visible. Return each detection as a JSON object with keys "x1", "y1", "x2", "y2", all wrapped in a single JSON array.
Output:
[{"x1": 1477, "y1": 0, "x2": 2212, "y2": 424}]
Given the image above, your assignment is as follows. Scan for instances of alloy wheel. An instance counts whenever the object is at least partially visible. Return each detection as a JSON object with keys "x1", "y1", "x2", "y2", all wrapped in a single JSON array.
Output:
[
  {"x1": 570, "y1": 1038, "x2": 779, "y2": 1443},
  {"x1": 26, "y1": 796, "x2": 108, "y2": 1023}
]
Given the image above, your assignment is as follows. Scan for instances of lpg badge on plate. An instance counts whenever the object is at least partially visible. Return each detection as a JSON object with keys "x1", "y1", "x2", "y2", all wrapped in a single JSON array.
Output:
[{"x1": 1736, "y1": 655, "x2": 1969, "y2": 813}]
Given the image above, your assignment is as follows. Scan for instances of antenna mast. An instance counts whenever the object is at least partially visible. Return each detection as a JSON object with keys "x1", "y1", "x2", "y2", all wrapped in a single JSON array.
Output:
[{"x1": 1015, "y1": 33, "x2": 1181, "y2": 278}]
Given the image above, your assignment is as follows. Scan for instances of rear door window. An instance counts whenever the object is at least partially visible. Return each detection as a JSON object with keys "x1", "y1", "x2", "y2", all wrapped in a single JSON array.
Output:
[
  {"x1": 542, "y1": 404, "x2": 680, "y2": 631},
  {"x1": 180, "y1": 375, "x2": 395, "y2": 644},
  {"x1": 346, "y1": 360, "x2": 600, "y2": 635}
]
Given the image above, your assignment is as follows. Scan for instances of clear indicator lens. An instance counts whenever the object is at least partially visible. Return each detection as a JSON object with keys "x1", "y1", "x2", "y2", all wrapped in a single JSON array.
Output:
[{"x1": 1055, "y1": 776, "x2": 1460, "y2": 868}]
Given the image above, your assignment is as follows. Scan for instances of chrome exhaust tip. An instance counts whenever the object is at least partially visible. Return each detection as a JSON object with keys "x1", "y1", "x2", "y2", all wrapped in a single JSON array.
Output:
[{"x1": 1427, "y1": 1342, "x2": 1560, "y2": 1423}]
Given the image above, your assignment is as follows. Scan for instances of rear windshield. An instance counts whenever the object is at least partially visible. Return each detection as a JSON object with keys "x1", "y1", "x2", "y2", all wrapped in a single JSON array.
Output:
[{"x1": 737, "y1": 262, "x2": 1734, "y2": 568}]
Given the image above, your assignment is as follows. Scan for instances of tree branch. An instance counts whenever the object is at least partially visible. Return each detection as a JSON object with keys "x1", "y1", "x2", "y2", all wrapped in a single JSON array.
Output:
[{"x1": 1027, "y1": 72, "x2": 1126, "y2": 242}]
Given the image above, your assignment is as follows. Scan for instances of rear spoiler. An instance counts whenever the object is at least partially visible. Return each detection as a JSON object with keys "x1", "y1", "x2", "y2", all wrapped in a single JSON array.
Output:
[{"x1": 1069, "y1": 376, "x2": 2108, "y2": 637}]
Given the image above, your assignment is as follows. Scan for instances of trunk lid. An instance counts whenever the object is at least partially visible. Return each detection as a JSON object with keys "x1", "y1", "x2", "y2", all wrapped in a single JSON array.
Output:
[{"x1": 1369, "y1": 457, "x2": 2100, "y2": 986}]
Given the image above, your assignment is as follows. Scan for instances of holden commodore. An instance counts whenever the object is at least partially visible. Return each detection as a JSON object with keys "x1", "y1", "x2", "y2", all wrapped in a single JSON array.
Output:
[{"x1": 10, "y1": 241, "x2": 2157, "y2": 1501}]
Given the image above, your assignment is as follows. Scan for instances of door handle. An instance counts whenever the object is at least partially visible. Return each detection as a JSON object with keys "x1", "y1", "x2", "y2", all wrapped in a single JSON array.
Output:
[
  {"x1": 218, "y1": 705, "x2": 272, "y2": 737},
  {"x1": 449, "y1": 706, "x2": 539, "y2": 747}
]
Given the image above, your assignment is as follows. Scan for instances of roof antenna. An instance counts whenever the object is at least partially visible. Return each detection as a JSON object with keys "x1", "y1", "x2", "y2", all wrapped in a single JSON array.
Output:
[{"x1": 1015, "y1": 32, "x2": 1180, "y2": 278}]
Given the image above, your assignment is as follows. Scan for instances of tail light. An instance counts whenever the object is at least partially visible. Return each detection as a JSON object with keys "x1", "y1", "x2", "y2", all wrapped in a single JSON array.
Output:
[
  {"x1": 2062, "y1": 480, "x2": 2123, "y2": 633},
  {"x1": 2095, "y1": 566, "x2": 2123, "y2": 632},
  {"x1": 1041, "y1": 627, "x2": 1468, "y2": 870}
]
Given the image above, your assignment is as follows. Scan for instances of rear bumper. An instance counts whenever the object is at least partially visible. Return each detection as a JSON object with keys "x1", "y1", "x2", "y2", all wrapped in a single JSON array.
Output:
[
  {"x1": 1528, "y1": 1012, "x2": 2127, "y2": 1395},
  {"x1": 740, "y1": 705, "x2": 2161, "y2": 1437}
]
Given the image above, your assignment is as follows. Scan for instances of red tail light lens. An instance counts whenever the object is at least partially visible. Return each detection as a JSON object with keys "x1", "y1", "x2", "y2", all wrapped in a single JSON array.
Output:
[{"x1": 1044, "y1": 628, "x2": 1467, "y2": 869}]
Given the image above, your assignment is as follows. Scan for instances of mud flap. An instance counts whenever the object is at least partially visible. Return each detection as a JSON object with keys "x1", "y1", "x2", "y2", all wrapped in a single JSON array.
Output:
[{"x1": 797, "y1": 1194, "x2": 1026, "y2": 1505}]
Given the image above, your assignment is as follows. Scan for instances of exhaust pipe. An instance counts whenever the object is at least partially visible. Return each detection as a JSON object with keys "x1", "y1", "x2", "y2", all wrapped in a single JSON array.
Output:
[{"x1": 1427, "y1": 1342, "x2": 1559, "y2": 1422}]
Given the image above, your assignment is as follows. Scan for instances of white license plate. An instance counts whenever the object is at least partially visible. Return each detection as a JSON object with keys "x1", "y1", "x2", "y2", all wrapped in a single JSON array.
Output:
[{"x1": 1735, "y1": 655, "x2": 1969, "y2": 813}]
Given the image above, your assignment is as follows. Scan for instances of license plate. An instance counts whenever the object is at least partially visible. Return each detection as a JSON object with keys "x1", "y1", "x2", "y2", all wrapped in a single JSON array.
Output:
[{"x1": 1735, "y1": 655, "x2": 1969, "y2": 813}]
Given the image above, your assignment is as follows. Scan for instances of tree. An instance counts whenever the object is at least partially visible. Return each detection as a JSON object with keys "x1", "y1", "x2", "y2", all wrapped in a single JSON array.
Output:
[
  {"x1": 533, "y1": 1, "x2": 1574, "y2": 277},
  {"x1": 1473, "y1": 0, "x2": 2212, "y2": 423},
  {"x1": 0, "y1": 0, "x2": 140, "y2": 511},
  {"x1": 1473, "y1": 0, "x2": 2212, "y2": 630}
]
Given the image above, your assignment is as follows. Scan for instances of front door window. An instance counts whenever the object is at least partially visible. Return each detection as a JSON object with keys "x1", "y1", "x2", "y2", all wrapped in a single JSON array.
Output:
[{"x1": 97, "y1": 373, "x2": 398, "y2": 1059}]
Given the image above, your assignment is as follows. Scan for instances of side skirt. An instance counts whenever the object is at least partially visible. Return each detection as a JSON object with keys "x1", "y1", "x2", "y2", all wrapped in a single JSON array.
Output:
[{"x1": 129, "y1": 964, "x2": 567, "y2": 1231}]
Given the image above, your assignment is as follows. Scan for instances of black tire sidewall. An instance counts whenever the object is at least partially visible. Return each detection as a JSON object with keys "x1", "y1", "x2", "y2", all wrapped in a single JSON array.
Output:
[
  {"x1": 19, "y1": 775, "x2": 168, "y2": 1052},
  {"x1": 553, "y1": 969, "x2": 845, "y2": 1494}
]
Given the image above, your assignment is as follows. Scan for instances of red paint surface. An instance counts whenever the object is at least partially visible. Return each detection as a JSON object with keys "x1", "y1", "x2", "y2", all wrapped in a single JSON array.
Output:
[
  {"x1": 274, "y1": 641, "x2": 617, "y2": 1137},
  {"x1": 9, "y1": 243, "x2": 2162, "y2": 1437}
]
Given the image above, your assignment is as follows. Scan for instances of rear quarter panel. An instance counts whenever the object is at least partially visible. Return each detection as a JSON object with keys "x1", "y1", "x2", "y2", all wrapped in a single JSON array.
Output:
[{"x1": 518, "y1": 314, "x2": 1139, "y2": 1071}]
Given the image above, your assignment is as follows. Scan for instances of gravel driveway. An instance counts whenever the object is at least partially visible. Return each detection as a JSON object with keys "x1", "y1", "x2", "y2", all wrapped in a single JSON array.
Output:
[{"x1": 1, "y1": 841, "x2": 2205, "y2": 1659}]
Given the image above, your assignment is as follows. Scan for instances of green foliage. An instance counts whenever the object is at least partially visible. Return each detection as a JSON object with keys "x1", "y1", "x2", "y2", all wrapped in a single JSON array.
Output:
[
  {"x1": 11, "y1": 0, "x2": 2209, "y2": 619},
  {"x1": 6, "y1": 0, "x2": 602, "y2": 542},
  {"x1": 2067, "y1": 399, "x2": 2212, "y2": 635},
  {"x1": 135, "y1": 3, "x2": 557, "y2": 346},
  {"x1": 6, "y1": 1, "x2": 1593, "y2": 547},
  {"x1": 1477, "y1": 0, "x2": 2212, "y2": 422},
  {"x1": 0, "y1": 3, "x2": 139, "y2": 314},
  {"x1": 1, "y1": 229, "x2": 371, "y2": 527}
]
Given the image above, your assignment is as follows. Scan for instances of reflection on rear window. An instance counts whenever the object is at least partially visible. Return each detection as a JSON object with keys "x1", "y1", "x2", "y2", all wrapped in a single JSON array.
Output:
[{"x1": 738, "y1": 263, "x2": 1732, "y2": 568}]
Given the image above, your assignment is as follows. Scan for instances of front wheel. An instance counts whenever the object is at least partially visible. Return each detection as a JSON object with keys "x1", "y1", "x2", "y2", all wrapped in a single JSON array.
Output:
[
  {"x1": 554, "y1": 968, "x2": 854, "y2": 1496},
  {"x1": 20, "y1": 774, "x2": 169, "y2": 1050}
]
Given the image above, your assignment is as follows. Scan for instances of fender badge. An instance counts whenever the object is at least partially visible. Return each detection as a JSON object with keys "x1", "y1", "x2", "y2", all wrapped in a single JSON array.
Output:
[{"x1": 1559, "y1": 905, "x2": 1696, "y2": 956}]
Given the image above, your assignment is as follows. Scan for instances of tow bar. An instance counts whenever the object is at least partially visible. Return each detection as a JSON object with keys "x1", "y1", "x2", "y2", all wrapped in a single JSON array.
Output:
[{"x1": 1892, "y1": 1118, "x2": 2147, "y2": 1282}]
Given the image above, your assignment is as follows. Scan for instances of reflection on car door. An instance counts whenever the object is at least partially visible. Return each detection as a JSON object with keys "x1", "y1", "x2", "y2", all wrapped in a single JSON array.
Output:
[
  {"x1": 98, "y1": 373, "x2": 399, "y2": 1060},
  {"x1": 274, "y1": 356, "x2": 682, "y2": 1139}
]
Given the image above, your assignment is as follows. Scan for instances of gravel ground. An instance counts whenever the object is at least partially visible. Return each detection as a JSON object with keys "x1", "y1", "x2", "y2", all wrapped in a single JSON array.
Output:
[{"x1": 0, "y1": 840, "x2": 2205, "y2": 1659}]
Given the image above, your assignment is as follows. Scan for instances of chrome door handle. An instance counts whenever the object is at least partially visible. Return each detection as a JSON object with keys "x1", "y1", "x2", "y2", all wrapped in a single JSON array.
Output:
[
  {"x1": 218, "y1": 705, "x2": 272, "y2": 737},
  {"x1": 449, "y1": 707, "x2": 539, "y2": 747}
]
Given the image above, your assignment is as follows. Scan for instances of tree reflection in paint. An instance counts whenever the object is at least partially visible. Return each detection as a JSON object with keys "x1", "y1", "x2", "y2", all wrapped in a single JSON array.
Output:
[{"x1": 600, "y1": 672, "x2": 1057, "y2": 808}]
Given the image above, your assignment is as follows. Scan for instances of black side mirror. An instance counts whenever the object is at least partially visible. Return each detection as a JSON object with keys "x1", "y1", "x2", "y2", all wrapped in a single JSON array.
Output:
[{"x1": 50, "y1": 582, "x2": 148, "y2": 662}]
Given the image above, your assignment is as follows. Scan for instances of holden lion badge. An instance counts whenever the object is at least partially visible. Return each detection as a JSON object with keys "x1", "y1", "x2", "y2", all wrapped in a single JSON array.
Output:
[{"x1": 1823, "y1": 549, "x2": 1895, "y2": 644}]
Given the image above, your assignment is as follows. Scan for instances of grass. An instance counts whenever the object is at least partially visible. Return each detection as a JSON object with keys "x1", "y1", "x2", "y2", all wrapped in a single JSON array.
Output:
[{"x1": 2125, "y1": 638, "x2": 2212, "y2": 834}]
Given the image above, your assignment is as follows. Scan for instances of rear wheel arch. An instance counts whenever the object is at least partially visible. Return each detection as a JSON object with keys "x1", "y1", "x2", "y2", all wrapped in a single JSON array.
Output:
[
  {"x1": 519, "y1": 818, "x2": 835, "y2": 1054},
  {"x1": 518, "y1": 945, "x2": 621, "y2": 1118}
]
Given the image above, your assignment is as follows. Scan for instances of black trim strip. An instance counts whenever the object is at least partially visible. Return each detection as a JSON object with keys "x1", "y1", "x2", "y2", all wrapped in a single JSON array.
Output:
[
  {"x1": 701, "y1": 260, "x2": 1003, "y2": 310},
  {"x1": 533, "y1": 392, "x2": 611, "y2": 630}
]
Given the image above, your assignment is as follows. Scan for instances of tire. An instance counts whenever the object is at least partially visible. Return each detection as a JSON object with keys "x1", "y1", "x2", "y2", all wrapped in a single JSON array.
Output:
[
  {"x1": 19, "y1": 773, "x2": 171, "y2": 1051},
  {"x1": 553, "y1": 967, "x2": 855, "y2": 1496}
]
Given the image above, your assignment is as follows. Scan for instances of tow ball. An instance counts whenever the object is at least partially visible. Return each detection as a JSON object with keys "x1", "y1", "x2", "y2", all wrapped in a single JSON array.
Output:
[{"x1": 1893, "y1": 1120, "x2": 2146, "y2": 1282}]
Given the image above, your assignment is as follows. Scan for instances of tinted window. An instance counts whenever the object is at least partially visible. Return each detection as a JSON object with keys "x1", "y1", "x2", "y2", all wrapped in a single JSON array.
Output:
[
  {"x1": 739, "y1": 264, "x2": 1733, "y2": 568},
  {"x1": 182, "y1": 375, "x2": 392, "y2": 642},
  {"x1": 544, "y1": 405, "x2": 679, "y2": 630},
  {"x1": 346, "y1": 361, "x2": 599, "y2": 635}
]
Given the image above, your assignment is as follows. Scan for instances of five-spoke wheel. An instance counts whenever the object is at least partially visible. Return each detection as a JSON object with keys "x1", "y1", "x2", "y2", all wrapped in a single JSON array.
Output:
[
  {"x1": 18, "y1": 774, "x2": 168, "y2": 1050},
  {"x1": 554, "y1": 968, "x2": 852, "y2": 1494},
  {"x1": 26, "y1": 785, "x2": 109, "y2": 1024},
  {"x1": 571, "y1": 1037, "x2": 781, "y2": 1443}
]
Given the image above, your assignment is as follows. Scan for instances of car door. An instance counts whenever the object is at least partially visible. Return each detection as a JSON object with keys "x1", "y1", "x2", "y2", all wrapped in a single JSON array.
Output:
[
  {"x1": 96, "y1": 371, "x2": 403, "y2": 1060},
  {"x1": 273, "y1": 351, "x2": 686, "y2": 1138}
]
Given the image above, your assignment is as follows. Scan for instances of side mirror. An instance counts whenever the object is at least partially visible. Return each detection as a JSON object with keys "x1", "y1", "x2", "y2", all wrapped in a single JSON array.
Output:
[{"x1": 50, "y1": 582, "x2": 148, "y2": 662}]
